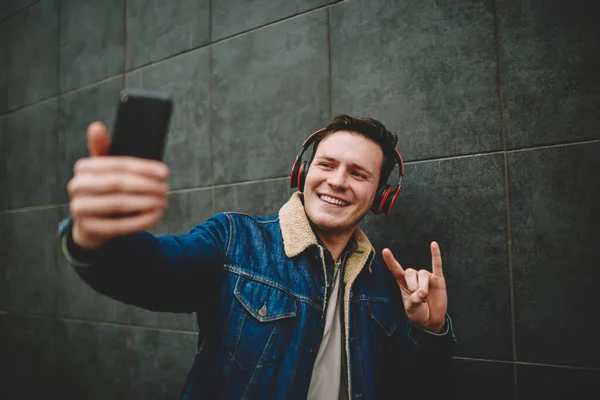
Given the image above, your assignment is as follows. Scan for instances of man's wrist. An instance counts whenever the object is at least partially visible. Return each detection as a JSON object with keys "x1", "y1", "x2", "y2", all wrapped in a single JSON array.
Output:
[
  {"x1": 411, "y1": 316, "x2": 451, "y2": 336},
  {"x1": 58, "y1": 216, "x2": 101, "y2": 267},
  {"x1": 71, "y1": 222, "x2": 108, "y2": 251},
  {"x1": 425, "y1": 321, "x2": 447, "y2": 334},
  {"x1": 409, "y1": 314, "x2": 456, "y2": 351}
]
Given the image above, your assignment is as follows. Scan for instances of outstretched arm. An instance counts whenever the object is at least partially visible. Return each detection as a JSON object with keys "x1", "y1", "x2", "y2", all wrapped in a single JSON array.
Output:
[{"x1": 59, "y1": 213, "x2": 229, "y2": 313}]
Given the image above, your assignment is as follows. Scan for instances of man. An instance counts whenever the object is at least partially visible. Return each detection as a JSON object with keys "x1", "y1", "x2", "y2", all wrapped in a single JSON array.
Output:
[{"x1": 58, "y1": 114, "x2": 456, "y2": 399}]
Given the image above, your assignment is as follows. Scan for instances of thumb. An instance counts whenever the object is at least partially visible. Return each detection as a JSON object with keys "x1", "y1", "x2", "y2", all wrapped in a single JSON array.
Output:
[{"x1": 87, "y1": 121, "x2": 111, "y2": 157}]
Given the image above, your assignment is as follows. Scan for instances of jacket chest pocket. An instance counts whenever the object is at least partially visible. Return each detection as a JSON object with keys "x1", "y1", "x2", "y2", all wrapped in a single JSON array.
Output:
[
  {"x1": 226, "y1": 274, "x2": 297, "y2": 370},
  {"x1": 367, "y1": 300, "x2": 397, "y2": 337}
]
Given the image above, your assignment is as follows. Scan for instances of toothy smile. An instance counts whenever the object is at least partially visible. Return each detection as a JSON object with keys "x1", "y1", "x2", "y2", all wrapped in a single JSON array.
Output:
[{"x1": 319, "y1": 194, "x2": 349, "y2": 207}]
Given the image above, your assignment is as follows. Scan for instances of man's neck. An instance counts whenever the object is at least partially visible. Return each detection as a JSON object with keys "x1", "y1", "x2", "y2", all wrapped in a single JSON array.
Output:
[{"x1": 315, "y1": 229, "x2": 355, "y2": 262}]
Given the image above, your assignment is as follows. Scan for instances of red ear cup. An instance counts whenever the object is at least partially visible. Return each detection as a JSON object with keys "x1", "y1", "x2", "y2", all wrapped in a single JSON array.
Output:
[
  {"x1": 298, "y1": 161, "x2": 309, "y2": 192},
  {"x1": 371, "y1": 185, "x2": 392, "y2": 215},
  {"x1": 290, "y1": 156, "x2": 301, "y2": 188},
  {"x1": 291, "y1": 128, "x2": 327, "y2": 191},
  {"x1": 385, "y1": 186, "x2": 402, "y2": 216},
  {"x1": 371, "y1": 147, "x2": 404, "y2": 216}
]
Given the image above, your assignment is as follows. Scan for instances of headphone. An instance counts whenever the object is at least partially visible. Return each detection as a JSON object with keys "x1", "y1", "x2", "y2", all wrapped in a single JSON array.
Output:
[{"x1": 289, "y1": 128, "x2": 405, "y2": 216}]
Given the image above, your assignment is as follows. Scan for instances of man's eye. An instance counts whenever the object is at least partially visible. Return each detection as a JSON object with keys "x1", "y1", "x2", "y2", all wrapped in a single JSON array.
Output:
[
  {"x1": 319, "y1": 163, "x2": 332, "y2": 168},
  {"x1": 352, "y1": 171, "x2": 366, "y2": 179}
]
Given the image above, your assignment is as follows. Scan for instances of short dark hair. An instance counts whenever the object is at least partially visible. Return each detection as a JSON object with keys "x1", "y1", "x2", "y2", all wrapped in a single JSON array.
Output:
[{"x1": 310, "y1": 114, "x2": 399, "y2": 186}]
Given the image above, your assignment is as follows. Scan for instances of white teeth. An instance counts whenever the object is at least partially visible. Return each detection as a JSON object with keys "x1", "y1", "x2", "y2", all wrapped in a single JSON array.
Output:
[{"x1": 319, "y1": 195, "x2": 349, "y2": 206}]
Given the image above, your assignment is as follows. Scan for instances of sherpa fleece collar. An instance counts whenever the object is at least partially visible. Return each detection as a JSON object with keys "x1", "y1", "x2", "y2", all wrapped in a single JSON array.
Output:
[{"x1": 278, "y1": 192, "x2": 376, "y2": 284}]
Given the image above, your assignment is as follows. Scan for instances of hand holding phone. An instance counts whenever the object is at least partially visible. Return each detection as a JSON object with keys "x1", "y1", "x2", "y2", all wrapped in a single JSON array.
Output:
[{"x1": 67, "y1": 89, "x2": 173, "y2": 250}]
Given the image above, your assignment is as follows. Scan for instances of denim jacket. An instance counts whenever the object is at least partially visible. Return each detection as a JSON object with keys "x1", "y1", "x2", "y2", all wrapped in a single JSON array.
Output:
[{"x1": 60, "y1": 192, "x2": 456, "y2": 399}]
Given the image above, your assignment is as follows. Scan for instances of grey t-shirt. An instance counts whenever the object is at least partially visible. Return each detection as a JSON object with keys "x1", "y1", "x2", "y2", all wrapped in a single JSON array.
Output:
[{"x1": 307, "y1": 260, "x2": 348, "y2": 400}]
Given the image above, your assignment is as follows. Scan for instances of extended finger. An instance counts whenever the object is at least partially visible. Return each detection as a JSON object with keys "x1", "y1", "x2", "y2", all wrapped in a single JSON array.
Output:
[
  {"x1": 70, "y1": 194, "x2": 167, "y2": 217},
  {"x1": 431, "y1": 241, "x2": 444, "y2": 277},
  {"x1": 74, "y1": 157, "x2": 169, "y2": 181},
  {"x1": 383, "y1": 249, "x2": 410, "y2": 293},
  {"x1": 382, "y1": 248, "x2": 406, "y2": 279},
  {"x1": 68, "y1": 173, "x2": 169, "y2": 196},
  {"x1": 77, "y1": 209, "x2": 165, "y2": 238}
]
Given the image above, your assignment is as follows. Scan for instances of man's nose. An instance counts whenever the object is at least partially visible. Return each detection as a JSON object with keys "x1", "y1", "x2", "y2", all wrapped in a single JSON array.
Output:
[{"x1": 327, "y1": 168, "x2": 348, "y2": 189}]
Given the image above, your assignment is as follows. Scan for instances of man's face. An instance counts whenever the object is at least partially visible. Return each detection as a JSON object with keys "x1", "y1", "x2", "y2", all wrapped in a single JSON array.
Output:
[{"x1": 303, "y1": 131, "x2": 383, "y2": 235}]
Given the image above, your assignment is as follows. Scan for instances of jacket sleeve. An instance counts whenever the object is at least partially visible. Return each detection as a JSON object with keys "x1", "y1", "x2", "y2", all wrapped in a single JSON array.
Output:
[
  {"x1": 57, "y1": 213, "x2": 230, "y2": 314},
  {"x1": 383, "y1": 271, "x2": 457, "y2": 399}
]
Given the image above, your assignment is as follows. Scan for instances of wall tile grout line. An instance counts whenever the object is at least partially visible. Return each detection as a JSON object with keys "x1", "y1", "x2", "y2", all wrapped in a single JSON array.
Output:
[
  {"x1": 169, "y1": 185, "x2": 214, "y2": 194},
  {"x1": 208, "y1": 0, "x2": 216, "y2": 221},
  {"x1": 121, "y1": 6, "x2": 134, "y2": 389},
  {"x1": 54, "y1": 0, "x2": 62, "y2": 327},
  {"x1": 56, "y1": 0, "x2": 62, "y2": 210},
  {"x1": 208, "y1": 16, "x2": 216, "y2": 217},
  {"x1": 122, "y1": 0, "x2": 128, "y2": 88},
  {"x1": 506, "y1": 139, "x2": 600, "y2": 153},
  {"x1": 0, "y1": 202, "x2": 70, "y2": 215},
  {"x1": 492, "y1": 0, "x2": 513, "y2": 357},
  {"x1": 56, "y1": 0, "x2": 61, "y2": 95},
  {"x1": 212, "y1": 176, "x2": 289, "y2": 189},
  {"x1": 124, "y1": 325, "x2": 132, "y2": 394},
  {"x1": 408, "y1": 149, "x2": 506, "y2": 164},
  {"x1": 0, "y1": 176, "x2": 289, "y2": 214},
  {"x1": 3, "y1": 311, "x2": 198, "y2": 334},
  {"x1": 2, "y1": 111, "x2": 6, "y2": 212},
  {"x1": 512, "y1": 362, "x2": 600, "y2": 372},
  {"x1": 453, "y1": 356, "x2": 514, "y2": 364},
  {"x1": 0, "y1": 0, "x2": 44, "y2": 24},
  {"x1": 207, "y1": 4, "x2": 330, "y2": 47},
  {"x1": 2, "y1": 13, "x2": 7, "y2": 122},
  {"x1": 326, "y1": 5, "x2": 333, "y2": 120},
  {"x1": 208, "y1": 0, "x2": 213, "y2": 44},
  {"x1": 405, "y1": 137, "x2": 600, "y2": 165},
  {"x1": 491, "y1": 0, "x2": 519, "y2": 398},
  {"x1": 453, "y1": 356, "x2": 600, "y2": 372},
  {"x1": 6, "y1": 74, "x2": 126, "y2": 115}
]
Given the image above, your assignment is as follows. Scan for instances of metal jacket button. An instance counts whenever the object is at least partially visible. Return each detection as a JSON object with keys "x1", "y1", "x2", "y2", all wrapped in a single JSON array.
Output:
[{"x1": 258, "y1": 305, "x2": 267, "y2": 317}]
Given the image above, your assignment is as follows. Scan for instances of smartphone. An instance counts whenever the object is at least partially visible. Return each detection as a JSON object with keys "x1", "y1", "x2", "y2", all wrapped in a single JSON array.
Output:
[{"x1": 108, "y1": 88, "x2": 173, "y2": 161}]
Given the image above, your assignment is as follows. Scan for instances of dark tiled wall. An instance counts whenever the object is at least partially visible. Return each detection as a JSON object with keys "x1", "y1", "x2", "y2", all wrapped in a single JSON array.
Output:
[
  {"x1": 59, "y1": 0, "x2": 125, "y2": 92},
  {"x1": 5, "y1": 0, "x2": 59, "y2": 110},
  {"x1": 1, "y1": 0, "x2": 599, "y2": 398},
  {"x1": 331, "y1": 0, "x2": 503, "y2": 161}
]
